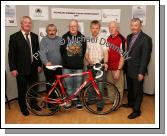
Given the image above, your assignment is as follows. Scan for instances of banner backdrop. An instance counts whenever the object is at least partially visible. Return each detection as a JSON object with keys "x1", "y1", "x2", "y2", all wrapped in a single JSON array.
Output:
[
  {"x1": 51, "y1": 8, "x2": 101, "y2": 20},
  {"x1": 102, "y1": 9, "x2": 121, "y2": 23},
  {"x1": 5, "y1": 5, "x2": 17, "y2": 26},
  {"x1": 132, "y1": 5, "x2": 146, "y2": 25}
]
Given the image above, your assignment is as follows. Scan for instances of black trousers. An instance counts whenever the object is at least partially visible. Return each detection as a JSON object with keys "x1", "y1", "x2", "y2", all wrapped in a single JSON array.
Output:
[
  {"x1": 16, "y1": 67, "x2": 38, "y2": 113},
  {"x1": 44, "y1": 66, "x2": 62, "y2": 98},
  {"x1": 43, "y1": 67, "x2": 62, "y2": 83},
  {"x1": 126, "y1": 75, "x2": 144, "y2": 113}
]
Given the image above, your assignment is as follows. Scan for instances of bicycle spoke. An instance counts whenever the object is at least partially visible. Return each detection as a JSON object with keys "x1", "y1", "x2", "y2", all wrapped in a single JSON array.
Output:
[{"x1": 82, "y1": 81, "x2": 120, "y2": 115}]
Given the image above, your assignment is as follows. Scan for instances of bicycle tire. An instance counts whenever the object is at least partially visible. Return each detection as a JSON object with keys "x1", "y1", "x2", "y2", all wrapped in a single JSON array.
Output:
[
  {"x1": 26, "y1": 81, "x2": 61, "y2": 116},
  {"x1": 81, "y1": 81, "x2": 120, "y2": 115}
]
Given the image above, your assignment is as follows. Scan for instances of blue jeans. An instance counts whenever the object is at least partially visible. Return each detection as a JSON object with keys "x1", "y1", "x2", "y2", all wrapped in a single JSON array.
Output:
[
  {"x1": 88, "y1": 68, "x2": 106, "y2": 108},
  {"x1": 63, "y1": 69, "x2": 83, "y2": 96}
]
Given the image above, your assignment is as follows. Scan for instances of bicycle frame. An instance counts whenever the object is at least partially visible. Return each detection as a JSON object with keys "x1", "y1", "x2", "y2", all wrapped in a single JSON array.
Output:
[{"x1": 44, "y1": 69, "x2": 103, "y2": 104}]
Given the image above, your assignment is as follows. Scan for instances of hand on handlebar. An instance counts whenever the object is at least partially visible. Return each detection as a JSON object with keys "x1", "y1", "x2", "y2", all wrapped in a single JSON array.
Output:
[
  {"x1": 103, "y1": 64, "x2": 108, "y2": 71},
  {"x1": 91, "y1": 63, "x2": 105, "y2": 79},
  {"x1": 89, "y1": 60, "x2": 95, "y2": 65},
  {"x1": 46, "y1": 62, "x2": 52, "y2": 66}
]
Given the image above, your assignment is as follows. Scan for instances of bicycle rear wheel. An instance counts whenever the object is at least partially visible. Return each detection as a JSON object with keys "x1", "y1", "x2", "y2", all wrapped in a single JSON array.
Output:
[
  {"x1": 26, "y1": 81, "x2": 61, "y2": 116},
  {"x1": 81, "y1": 81, "x2": 120, "y2": 115}
]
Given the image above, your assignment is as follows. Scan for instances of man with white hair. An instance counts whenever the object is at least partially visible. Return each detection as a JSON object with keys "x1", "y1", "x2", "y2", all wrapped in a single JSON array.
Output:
[
  {"x1": 107, "y1": 21, "x2": 126, "y2": 110},
  {"x1": 8, "y1": 16, "x2": 42, "y2": 116},
  {"x1": 60, "y1": 19, "x2": 87, "y2": 109}
]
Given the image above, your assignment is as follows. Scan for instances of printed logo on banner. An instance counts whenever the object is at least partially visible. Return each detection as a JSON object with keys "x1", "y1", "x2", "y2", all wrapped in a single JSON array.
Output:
[{"x1": 29, "y1": 6, "x2": 49, "y2": 20}]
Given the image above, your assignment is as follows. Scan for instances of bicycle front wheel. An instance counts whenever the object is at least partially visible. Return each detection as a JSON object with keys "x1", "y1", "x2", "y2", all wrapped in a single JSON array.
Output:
[
  {"x1": 26, "y1": 81, "x2": 61, "y2": 116},
  {"x1": 81, "y1": 81, "x2": 120, "y2": 115}
]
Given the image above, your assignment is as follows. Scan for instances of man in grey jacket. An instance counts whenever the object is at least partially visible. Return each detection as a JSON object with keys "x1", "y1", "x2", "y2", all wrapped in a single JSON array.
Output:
[{"x1": 40, "y1": 24, "x2": 62, "y2": 83}]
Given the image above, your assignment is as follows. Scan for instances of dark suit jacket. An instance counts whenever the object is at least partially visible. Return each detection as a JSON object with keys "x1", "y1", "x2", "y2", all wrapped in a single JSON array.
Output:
[
  {"x1": 126, "y1": 31, "x2": 152, "y2": 79},
  {"x1": 8, "y1": 31, "x2": 42, "y2": 75}
]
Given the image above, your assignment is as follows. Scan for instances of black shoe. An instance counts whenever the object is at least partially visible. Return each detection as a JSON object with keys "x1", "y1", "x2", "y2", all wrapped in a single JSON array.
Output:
[
  {"x1": 64, "y1": 103, "x2": 72, "y2": 110},
  {"x1": 22, "y1": 110, "x2": 29, "y2": 116},
  {"x1": 122, "y1": 103, "x2": 133, "y2": 108},
  {"x1": 128, "y1": 112, "x2": 141, "y2": 119},
  {"x1": 64, "y1": 106, "x2": 71, "y2": 110},
  {"x1": 50, "y1": 107, "x2": 59, "y2": 112},
  {"x1": 31, "y1": 105, "x2": 42, "y2": 111},
  {"x1": 76, "y1": 103, "x2": 83, "y2": 110},
  {"x1": 86, "y1": 101, "x2": 95, "y2": 106},
  {"x1": 97, "y1": 107, "x2": 103, "y2": 112},
  {"x1": 76, "y1": 97, "x2": 83, "y2": 110}
]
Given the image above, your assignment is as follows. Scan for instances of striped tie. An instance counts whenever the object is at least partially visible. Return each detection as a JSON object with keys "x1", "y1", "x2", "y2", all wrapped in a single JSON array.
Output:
[{"x1": 129, "y1": 34, "x2": 136, "y2": 49}]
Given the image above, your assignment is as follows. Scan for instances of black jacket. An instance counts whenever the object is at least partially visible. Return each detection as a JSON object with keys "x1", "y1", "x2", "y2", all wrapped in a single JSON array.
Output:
[
  {"x1": 125, "y1": 31, "x2": 152, "y2": 79},
  {"x1": 60, "y1": 31, "x2": 87, "y2": 69},
  {"x1": 8, "y1": 31, "x2": 42, "y2": 75}
]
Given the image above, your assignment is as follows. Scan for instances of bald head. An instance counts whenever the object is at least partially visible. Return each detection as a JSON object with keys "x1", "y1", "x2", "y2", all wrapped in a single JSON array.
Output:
[
  {"x1": 108, "y1": 21, "x2": 119, "y2": 36},
  {"x1": 69, "y1": 19, "x2": 79, "y2": 35}
]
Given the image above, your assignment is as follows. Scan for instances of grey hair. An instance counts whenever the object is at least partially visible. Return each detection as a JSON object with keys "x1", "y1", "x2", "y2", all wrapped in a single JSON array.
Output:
[
  {"x1": 46, "y1": 24, "x2": 57, "y2": 32},
  {"x1": 131, "y1": 17, "x2": 143, "y2": 25}
]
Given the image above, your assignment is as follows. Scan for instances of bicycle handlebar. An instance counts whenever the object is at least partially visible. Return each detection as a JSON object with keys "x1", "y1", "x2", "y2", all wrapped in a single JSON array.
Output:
[
  {"x1": 88, "y1": 63, "x2": 105, "y2": 79},
  {"x1": 46, "y1": 63, "x2": 105, "y2": 79}
]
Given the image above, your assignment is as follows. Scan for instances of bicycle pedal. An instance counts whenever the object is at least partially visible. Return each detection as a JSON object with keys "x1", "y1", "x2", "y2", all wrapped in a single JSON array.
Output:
[
  {"x1": 60, "y1": 101, "x2": 72, "y2": 110},
  {"x1": 63, "y1": 104, "x2": 72, "y2": 110}
]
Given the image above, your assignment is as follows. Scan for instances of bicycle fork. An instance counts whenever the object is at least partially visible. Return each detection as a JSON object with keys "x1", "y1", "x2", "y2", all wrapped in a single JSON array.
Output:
[{"x1": 91, "y1": 80, "x2": 103, "y2": 100}]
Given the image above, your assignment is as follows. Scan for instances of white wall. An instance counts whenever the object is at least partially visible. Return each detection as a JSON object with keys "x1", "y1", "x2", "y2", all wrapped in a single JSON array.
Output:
[{"x1": 5, "y1": 5, "x2": 155, "y2": 100}]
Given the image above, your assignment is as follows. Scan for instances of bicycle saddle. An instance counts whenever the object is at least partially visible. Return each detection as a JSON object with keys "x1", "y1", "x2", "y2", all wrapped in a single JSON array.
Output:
[{"x1": 46, "y1": 65, "x2": 63, "y2": 70}]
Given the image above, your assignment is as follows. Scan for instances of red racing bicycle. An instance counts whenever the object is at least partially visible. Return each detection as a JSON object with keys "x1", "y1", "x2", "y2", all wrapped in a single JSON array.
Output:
[{"x1": 26, "y1": 63, "x2": 120, "y2": 115}]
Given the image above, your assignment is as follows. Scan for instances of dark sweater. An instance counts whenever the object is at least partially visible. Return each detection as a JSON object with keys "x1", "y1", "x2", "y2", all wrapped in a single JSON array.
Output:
[{"x1": 60, "y1": 31, "x2": 87, "y2": 69}]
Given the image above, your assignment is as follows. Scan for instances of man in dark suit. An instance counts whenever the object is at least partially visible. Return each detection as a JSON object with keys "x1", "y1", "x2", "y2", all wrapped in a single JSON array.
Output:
[
  {"x1": 123, "y1": 18, "x2": 152, "y2": 119},
  {"x1": 8, "y1": 16, "x2": 42, "y2": 116}
]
